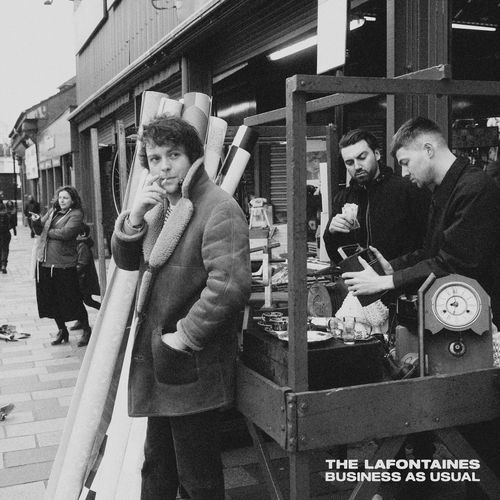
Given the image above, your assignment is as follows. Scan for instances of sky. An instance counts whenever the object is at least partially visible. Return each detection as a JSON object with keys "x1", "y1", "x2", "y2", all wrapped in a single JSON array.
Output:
[{"x1": 0, "y1": 0, "x2": 76, "y2": 140}]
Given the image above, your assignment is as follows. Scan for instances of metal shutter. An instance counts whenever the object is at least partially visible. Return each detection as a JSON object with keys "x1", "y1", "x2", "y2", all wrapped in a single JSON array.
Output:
[
  {"x1": 210, "y1": 0, "x2": 316, "y2": 76},
  {"x1": 270, "y1": 143, "x2": 287, "y2": 219}
]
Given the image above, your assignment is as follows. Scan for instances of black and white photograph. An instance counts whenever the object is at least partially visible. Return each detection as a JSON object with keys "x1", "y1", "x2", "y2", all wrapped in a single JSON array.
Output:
[{"x1": 1, "y1": 1, "x2": 500, "y2": 499}]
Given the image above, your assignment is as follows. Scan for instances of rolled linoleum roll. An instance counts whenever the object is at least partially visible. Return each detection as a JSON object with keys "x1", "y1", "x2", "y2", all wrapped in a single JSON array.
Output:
[
  {"x1": 158, "y1": 97, "x2": 183, "y2": 117},
  {"x1": 217, "y1": 125, "x2": 259, "y2": 196},
  {"x1": 181, "y1": 92, "x2": 211, "y2": 142},
  {"x1": 219, "y1": 147, "x2": 251, "y2": 195},
  {"x1": 204, "y1": 116, "x2": 228, "y2": 180},
  {"x1": 45, "y1": 90, "x2": 165, "y2": 500}
]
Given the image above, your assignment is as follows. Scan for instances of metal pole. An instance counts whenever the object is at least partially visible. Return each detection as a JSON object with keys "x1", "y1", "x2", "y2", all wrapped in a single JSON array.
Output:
[
  {"x1": 116, "y1": 120, "x2": 128, "y2": 211},
  {"x1": 90, "y1": 128, "x2": 107, "y2": 297},
  {"x1": 11, "y1": 153, "x2": 17, "y2": 210}
]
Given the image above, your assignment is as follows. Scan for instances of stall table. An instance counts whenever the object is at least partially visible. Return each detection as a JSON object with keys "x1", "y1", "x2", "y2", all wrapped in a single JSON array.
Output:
[
  {"x1": 242, "y1": 319, "x2": 387, "y2": 390},
  {"x1": 237, "y1": 70, "x2": 500, "y2": 500}
]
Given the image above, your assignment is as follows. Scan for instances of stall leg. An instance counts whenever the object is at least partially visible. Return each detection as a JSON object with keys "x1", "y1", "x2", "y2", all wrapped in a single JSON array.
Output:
[
  {"x1": 245, "y1": 419, "x2": 285, "y2": 500},
  {"x1": 348, "y1": 436, "x2": 406, "y2": 500},
  {"x1": 289, "y1": 451, "x2": 310, "y2": 500},
  {"x1": 435, "y1": 427, "x2": 500, "y2": 499}
]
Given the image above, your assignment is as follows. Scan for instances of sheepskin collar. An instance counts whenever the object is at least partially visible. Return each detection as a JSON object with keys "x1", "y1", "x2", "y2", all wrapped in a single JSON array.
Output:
[{"x1": 136, "y1": 157, "x2": 204, "y2": 314}]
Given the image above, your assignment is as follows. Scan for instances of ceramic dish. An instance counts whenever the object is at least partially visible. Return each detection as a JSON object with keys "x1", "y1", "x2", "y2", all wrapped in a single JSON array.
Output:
[{"x1": 277, "y1": 330, "x2": 334, "y2": 343}]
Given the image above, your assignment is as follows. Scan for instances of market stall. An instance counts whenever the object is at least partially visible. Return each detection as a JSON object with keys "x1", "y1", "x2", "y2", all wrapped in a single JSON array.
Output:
[{"x1": 237, "y1": 71, "x2": 500, "y2": 499}]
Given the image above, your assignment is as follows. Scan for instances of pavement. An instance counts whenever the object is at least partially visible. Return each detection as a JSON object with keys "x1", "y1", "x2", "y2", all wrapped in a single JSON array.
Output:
[
  {"x1": 0, "y1": 224, "x2": 474, "y2": 500},
  {"x1": 0, "y1": 223, "x2": 288, "y2": 500},
  {"x1": 0, "y1": 224, "x2": 98, "y2": 499}
]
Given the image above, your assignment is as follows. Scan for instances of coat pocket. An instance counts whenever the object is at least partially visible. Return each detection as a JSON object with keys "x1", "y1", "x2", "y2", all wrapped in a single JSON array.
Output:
[{"x1": 151, "y1": 327, "x2": 199, "y2": 385}]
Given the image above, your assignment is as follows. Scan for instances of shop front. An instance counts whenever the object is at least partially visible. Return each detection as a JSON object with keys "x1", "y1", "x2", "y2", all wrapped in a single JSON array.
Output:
[{"x1": 37, "y1": 109, "x2": 74, "y2": 210}]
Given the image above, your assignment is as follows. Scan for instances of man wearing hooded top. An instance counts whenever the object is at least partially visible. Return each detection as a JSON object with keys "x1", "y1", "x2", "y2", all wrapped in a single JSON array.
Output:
[{"x1": 323, "y1": 129, "x2": 430, "y2": 263}]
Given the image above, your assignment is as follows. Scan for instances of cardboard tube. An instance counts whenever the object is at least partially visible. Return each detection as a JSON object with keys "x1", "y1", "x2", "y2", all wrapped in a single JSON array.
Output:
[
  {"x1": 158, "y1": 97, "x2": 183, "y2": 117},
  {"x1": 204, "y1": 116, "x2": 228, "y2": 180},
  {"x1": 181, "y1": 92, "x2": 211, "y2": 142},
  {"x1": 219, "y1": 147, "x2": 251, "y2": 196},
  {"x1": 216, "y1": 125, "x2": 258, "y2": 195}
]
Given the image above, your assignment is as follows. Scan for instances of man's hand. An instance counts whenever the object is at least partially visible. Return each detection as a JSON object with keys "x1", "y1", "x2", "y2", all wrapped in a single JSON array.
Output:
[
  {"x1": 369, "y1": 246, "x2": 394, "y2": 275},
  {"x1": 342, "y1": 256, "x2": 394, "y2": 296},
  {"x1": 161, "y1": 332, "x2": 189, "y2": 352},
  {"x1": 129, "y1": 174, "x2": 166, "y2": 226},
  {"x1": 328, "y1": 213, "x2": 356, "y2": 234}
]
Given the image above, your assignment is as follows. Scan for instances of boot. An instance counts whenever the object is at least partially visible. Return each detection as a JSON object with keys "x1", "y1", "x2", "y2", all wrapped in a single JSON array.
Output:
[
  {"x1": 1, "y1": 265, "x2": 6, "y2": 274},
  {"x1": 70, "y1": 320, "x2": 83, "y2": 331},
  {"x1": 51, "y1": 328, "x2": 69, "y2": 345},
  {"x1": 78, "y1": 327, "x2": 91, "y2": 347}
]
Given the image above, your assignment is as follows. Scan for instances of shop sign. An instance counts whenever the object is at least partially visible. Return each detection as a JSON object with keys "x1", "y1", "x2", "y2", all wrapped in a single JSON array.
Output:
[
  {"x1": 317, "y1": 0, "x2": 347, "y2": 74},
  {"x1": 39, "y1": 160, "x2": 53, "y2": 171},
  {"x1": 25, "y1": 144, "x2": 39, "y2": 180},
  {"x1": 26, "y1": 105, "x2": 48, "y2": 120},
  {"x1": 45, "y1": 135, "x2": 55, "y2": 150}
]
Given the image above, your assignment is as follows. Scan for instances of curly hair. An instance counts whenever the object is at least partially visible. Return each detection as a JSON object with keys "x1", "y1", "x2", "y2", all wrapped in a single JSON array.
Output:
[
  {"x1": 138, "y1": 115, "x2": 204, "y2": 169},
  {"x1": 52, "y1": 185, "x2": 83, "y2": 211}
]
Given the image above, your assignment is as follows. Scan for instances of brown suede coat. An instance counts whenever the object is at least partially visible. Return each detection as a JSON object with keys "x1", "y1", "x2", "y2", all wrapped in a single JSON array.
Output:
[{"x1": 111, "y1": 161, "x2": 251, "y2": 416}]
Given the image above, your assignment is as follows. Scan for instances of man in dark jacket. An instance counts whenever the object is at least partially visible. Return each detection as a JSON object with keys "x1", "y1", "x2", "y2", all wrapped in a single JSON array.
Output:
[
  {"x1": 0, "y1": 202, "x2": 14, "y2": 273},
  {"x1": 342, "y1": 117, "x2": 500, "y2": 324},
  {"x1": 24, "y1": 194, "x2": 41, "y2": 238},
  {"x1": 112, "y1": 116, "x2": 251, "y2": 499},
  {"x1": 70, "y1": 223, "x2": 101, "y2": 346},
  {"x1": 323, "y1": 129, "x2": 430, "y2": 263}
]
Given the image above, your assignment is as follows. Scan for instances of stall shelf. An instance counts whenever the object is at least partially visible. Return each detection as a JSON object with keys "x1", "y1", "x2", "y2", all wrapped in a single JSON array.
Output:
[{"x1": 238, "y1": 71, "x2": 500, "y2": 500}]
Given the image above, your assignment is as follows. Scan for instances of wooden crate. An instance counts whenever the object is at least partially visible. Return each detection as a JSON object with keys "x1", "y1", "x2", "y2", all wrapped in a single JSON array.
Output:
[{"x1": 242, "y1": 324, "x2": 386, "y2": 391}]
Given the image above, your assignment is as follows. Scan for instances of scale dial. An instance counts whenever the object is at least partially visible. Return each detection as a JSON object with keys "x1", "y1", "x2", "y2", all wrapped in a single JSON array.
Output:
[{"x1": 431, "y1": 281, "x2": 482, "y2": 330}]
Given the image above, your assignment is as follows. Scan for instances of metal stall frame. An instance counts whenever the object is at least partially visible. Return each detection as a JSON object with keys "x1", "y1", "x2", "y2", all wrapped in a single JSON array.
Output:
[{"x1": 238, "y1": 72, "x2": 500, "y2": 500}]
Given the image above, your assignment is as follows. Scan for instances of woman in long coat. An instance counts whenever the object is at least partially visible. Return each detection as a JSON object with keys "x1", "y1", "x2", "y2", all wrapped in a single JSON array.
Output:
[{"x1": 32, "y1": 186, "x2": 91, "y2": 346}]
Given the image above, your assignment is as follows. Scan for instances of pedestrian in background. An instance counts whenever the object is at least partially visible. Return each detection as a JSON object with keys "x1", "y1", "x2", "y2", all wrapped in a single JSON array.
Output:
[
  {"x1": 24, "y1": 194, "x2": 41, "y2": 238},
  {"x1": 6, "y1": 201, "x2": 17, "y2": 236},
  {"x1": 0, "y1": 202, "x2": 15, "y2": 274},
  {"x1": 70, "y1": 223, "x2": 101, "y2": 346},
  {"x1": 31, "y1": 186, "x2": 92, "y2": 346}
]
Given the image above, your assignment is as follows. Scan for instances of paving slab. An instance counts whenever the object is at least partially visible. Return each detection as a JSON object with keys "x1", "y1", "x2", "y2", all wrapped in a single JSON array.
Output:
[{"x1": 0, "y1": 481, "x2": 45, "y2": 500}]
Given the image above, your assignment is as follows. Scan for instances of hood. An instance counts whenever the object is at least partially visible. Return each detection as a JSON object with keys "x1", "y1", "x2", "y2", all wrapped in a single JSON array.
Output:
[
  {"x1": 77, "y1": 234, "x2": 94, "y2": 248},
  {"x1": 348, "y1": 165, "x2": 393, "y2": 190}
]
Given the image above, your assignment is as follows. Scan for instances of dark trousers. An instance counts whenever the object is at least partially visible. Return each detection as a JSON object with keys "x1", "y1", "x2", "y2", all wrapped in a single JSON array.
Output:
[
  {"x1": 0, "y1": 233, "x2": 11, "y2": 268},
  {"x1": 141, "y1": 410, "x2": 225, "y2": 500},
  {"x1": 83, "y1": 294, "x2": 101, "y2": 310},
  {"x1": 27, "y1": 218, "x2": 35, "y2": 237}
]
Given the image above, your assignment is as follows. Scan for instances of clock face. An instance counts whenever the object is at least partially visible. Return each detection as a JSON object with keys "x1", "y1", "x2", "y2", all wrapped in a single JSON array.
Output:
[{"x1": 431, "y1": 281, "x2": 482, "y2": 330}]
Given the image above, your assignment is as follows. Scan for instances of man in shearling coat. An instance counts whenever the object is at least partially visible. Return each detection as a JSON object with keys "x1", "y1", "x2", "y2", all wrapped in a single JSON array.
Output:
[
  {"x1": 111, "y1": 116, "x2": 251, "y2": 499},
  {"x1": 342, "y1": 117, "x2": 500, "y2": 325}
]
